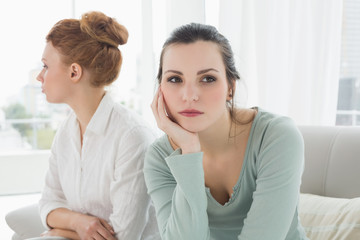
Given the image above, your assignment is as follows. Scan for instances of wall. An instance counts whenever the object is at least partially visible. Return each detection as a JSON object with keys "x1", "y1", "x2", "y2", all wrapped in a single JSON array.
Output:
[{"x1": 0, "y1": 151, "x2": 50, "y2": 195}]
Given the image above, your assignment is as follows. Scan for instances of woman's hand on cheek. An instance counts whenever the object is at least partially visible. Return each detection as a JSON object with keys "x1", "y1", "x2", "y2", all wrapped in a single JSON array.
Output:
[{"x1": 151, "y1": 88, "x2": 201, "y2": 154}]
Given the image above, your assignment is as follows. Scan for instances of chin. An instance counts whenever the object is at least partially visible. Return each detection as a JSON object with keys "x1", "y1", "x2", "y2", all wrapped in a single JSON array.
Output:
[
  {"x1": 45, "y1": 95, "x2": 62, "y2": 104},
  {"x1": 45, "y1": 95, "x2": 55, "y2": 103},
  {"x1": 178, "y1": 121, "x2": 205, "y2": 133}
]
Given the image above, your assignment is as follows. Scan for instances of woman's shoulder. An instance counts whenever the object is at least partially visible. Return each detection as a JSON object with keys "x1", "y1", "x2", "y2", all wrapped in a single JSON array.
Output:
[
  {"x1": 112, "y1": 102, "x2": 144, "y2": 125},
  {"x1": 249, "y1": 107, "x2": 303, "y2": 147},
  {"x1": 234, "y1": 107, "x2": 298, "y2": 135},
  {"x1": 144, "y1": 134, "x2": 174, "y2": 170},
  {"x1": 249, "y1": 108, "x2": 305, "y2": 174},
  {"x1": 253, "y1": 107, "x2": 299, "y2": 133},
  {"x1": 111, "y1": 102, "x2": 156, "y2": 135}
]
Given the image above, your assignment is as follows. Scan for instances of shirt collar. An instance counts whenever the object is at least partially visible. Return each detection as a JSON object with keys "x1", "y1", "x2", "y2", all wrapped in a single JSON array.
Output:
[{"x1": 85, "y1": 92, "x2": 115, "y2": 135}]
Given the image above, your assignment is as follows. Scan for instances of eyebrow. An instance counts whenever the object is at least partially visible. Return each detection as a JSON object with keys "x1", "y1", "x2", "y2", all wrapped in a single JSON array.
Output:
[
  {"x1": 164, "y1": 70, "x2": 183, "y2": 75},
  {"x1": 197, "y1": 68, "x2": 219, "y2": 75},
  {"x1": 164, "y1": 68, "x2": 219, "y2": 75}
]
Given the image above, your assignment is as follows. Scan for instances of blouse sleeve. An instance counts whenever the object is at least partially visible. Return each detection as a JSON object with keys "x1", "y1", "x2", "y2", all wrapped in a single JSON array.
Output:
[
  {"x1": 144, "y1": 142, "x2": 211, "y2": 240},
  {"x1": 238, "y1": 118, "x2": 304, "y2": 239},
  {"x1": 38, "y1": 129, "x2": 70, "y2": 230},
  {"x1": 109, "y1": 126, "x2": 158, "y2": 239}
]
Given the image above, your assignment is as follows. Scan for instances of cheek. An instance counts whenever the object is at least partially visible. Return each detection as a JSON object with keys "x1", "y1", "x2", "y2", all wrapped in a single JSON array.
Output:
[
  {"x1": 161, "y1": 85, "x2": 179, "y2": 118},
  {"x1": 205, "y1": 87, "x2": 228, "y2": 104},
  {"x1": 162, "y1": 90, "x2": 175, "y2": 111},
  {"x1": 43, "y1": 70, "x2": 53, "y2": 83},
  {"x1": 161, "y1": 85, "x2": 177, "y2": 104}
]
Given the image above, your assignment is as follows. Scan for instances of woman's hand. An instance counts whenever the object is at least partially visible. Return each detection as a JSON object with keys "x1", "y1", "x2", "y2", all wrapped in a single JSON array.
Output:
[
  {"x1": 46, "y1": 208, "x2": 116, "y2": 240},
  {"x1": 151, "y1": 88, "x2": 201, "y2": 154},
  {"x1": 72, "y1": 214, "x2": 116, "y2": 240}
]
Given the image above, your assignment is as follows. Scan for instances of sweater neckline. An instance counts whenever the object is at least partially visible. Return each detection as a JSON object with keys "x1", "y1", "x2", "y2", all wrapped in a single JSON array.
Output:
[{"x1": 205, "y1": 107, "x2": 262, "y2": 207}]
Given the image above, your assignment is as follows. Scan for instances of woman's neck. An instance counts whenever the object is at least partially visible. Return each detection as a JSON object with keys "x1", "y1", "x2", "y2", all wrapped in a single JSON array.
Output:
[
  {"x1": 199, "y1": 108, "x2": 255, "y2": 157},
  {"x1": 199, "y1": 111, "x2": 235, "y2": 155},
  {"x1": 67, "y1": 88, "x2": 106, "y2": 136}
]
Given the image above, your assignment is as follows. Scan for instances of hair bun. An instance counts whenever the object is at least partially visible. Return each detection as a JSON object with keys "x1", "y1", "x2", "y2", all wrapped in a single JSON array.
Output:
[{"x1": 80, "y1": 11, "x2": 128, "y2": 48}]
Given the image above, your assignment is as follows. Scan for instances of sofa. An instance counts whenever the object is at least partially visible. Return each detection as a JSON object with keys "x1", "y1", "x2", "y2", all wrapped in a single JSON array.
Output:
[
  {"x1": 298, "y1": 126, "x2": 360, "y2": 239},
  {"x1": 5, "y1": 126, "x2": 360, "y2": 239}
]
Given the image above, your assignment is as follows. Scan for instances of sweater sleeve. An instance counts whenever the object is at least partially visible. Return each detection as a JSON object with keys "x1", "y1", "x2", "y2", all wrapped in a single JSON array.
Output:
[
  {"x1": 144, "y1": 142, "x2": 211, "y2": 240},
  {"x1": 238, "y1": 118, "x2": 305, "y2": 240}
]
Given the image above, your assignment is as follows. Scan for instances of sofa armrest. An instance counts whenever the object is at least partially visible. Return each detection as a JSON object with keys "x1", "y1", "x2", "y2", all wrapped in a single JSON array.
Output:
[
  {"x1": 5, "y1": 203, "x2": 46, "y2": 240},
  {"x1": 299, "y1": 126, "x2": 360, "y2": 198}
]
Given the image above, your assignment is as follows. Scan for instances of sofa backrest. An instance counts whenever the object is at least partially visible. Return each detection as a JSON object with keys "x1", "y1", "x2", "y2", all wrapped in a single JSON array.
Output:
[{"x1": 299, "y1": 126, "x2": 360, "y2": 198}]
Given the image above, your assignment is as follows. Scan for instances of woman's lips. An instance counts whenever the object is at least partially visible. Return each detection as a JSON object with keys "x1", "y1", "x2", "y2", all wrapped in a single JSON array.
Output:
[{"x1": 179, "y1": 109, "x2": 204, "y2": 117}]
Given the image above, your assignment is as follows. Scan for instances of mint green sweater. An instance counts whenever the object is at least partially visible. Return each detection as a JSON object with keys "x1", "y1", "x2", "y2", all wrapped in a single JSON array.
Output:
[{"x1": 144, "y1": 109, "x2": 309, "y2": 240}]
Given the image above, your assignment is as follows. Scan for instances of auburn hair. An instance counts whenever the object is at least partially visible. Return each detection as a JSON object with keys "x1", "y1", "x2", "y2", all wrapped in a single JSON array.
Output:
[{"x1": 46, "y1": 11, "x2": 128, "y2": 87}]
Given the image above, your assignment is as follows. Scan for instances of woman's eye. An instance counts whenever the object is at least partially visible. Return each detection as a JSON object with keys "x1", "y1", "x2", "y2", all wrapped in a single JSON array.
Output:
[
  {"x1": 43, "y1": 64, "x2": 48, "y2": 69},
  {"x1": 201, "y1": 76, "x2": 216, "y2": 83},
  {"x1": 167, "y1": 76, "x2": 182, "y2": 83}
]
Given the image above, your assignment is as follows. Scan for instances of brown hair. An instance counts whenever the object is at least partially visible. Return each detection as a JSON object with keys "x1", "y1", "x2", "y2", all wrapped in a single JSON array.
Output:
[{"x1": 46, "y1": 11, "x2": 128, "y2": 87}]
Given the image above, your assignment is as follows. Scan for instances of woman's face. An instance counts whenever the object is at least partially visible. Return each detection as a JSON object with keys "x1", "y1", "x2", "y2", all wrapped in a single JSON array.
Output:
[
  {"x1": 160, "y1": 41, "x2": 232, "y2": 133},
  {"x1": 37, "y1": 42, "x2": 72, "y2": 103}
]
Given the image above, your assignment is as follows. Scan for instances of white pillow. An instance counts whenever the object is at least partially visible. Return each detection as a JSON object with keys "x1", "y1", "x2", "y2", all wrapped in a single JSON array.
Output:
[
  {"x1": 5, "y1": 203, "x2": 46, "y2": 239},
  {"x1": 299, "y1": 193, "x2": 360, "y2": 240}
]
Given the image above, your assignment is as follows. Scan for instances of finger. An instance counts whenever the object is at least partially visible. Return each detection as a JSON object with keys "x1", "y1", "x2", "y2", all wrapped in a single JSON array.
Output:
[
  {"x1": 157, "y1": 91, "x2": 176, "y2": 127},
  {"x1": 157, "y1": 91, "x2": 169, "y2": 129},
  {"x1": 93, "y1": 231, "x2": 106, "y2": 240},
  {"x1": 157, "y1": 90, "x2": 168, "y2": 121},
  {"x1": 151, "y1": 87, "x2": 160, "y2": 111},
  {"x1": 97, "y1": 227, "x2": 116, "y2": 240},
  {"x1": 154, "y1": 89, "x2": 172, "y2": 131},
  {"x1": 151, "y1": 89, "x2": 161, "y2": 123},
  {"x1": 99, "y1": 218, "x2": 115, "y2": 235}
]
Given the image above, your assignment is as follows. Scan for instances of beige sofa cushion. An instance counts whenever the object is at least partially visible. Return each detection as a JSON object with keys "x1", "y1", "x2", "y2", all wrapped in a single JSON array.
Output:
[{"x1": 299, "y1": 193, "x2": 360, "y2": 240}]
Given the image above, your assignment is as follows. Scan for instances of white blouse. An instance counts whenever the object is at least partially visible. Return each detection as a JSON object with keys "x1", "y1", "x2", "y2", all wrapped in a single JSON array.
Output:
[{"x1": 39, "y1": 93, "x2": 160, "y2": 239}]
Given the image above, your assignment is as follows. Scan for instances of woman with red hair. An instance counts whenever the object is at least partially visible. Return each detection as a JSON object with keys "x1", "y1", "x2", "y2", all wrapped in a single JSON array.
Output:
[{"x1": 37, "y1": 11, "x2": 159, "y2": 240}]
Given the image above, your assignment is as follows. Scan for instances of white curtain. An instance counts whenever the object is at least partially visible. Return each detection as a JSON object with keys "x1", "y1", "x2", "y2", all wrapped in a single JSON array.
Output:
[
  {"x1": 140, "y1": 0, "x2": 343, "y2": 126},
  {"x1": 219, "y1": 0, "x2": 343, "y2": 125}
]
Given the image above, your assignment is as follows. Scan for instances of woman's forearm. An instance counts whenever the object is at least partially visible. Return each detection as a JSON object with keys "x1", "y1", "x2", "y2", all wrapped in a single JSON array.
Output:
[
  {"x1": 47, "y1": 207, "x2": 116, "y2": 239},
  {"x1": 47, "y1": 207, "x2": 82, "y2": 231},
  {"x1": 145, "y1": 149, "x2": 210, "y2": 239}
]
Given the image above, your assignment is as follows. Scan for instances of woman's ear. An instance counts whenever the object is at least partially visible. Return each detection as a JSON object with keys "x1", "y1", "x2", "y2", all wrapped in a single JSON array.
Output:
[
  {"x1": 227, "y1": 79, "x2": 236, "y2": 101},
  {"x1": 69, "y1": 63, "x2": 82, "y2": 83}
]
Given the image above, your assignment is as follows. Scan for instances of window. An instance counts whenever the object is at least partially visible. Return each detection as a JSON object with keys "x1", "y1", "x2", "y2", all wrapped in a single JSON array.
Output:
[
  {"x1": 336, "y1": 0, "x2": 360, "y2": 126},
  {"x1": 0, "y1": 0, "x2": 223, "y2": 152},
  {"x1": 0, "y1": 0, "x2": 144, "y2": 151},
  {"x1": 0, "y1": 0, "x2": 72, "y2": 151}
]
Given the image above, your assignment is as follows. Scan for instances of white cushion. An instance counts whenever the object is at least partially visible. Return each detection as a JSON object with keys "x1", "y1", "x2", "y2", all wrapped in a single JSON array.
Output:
[
  {"x1": 5, "y1": 204, "x2": 46, "y2": 239},
  {"x1": 299, "y1": 193, "x2": 360, "y2": 239}
]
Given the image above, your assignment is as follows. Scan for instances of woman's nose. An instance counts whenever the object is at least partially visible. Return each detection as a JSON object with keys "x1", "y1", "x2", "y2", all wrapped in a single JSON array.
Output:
[
  {"x1": 36, "y1": 70, "x2": 43, "y2": 82},
  {"x1": 182, "y1": 84, "x2": 199, "y2": 102}
]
